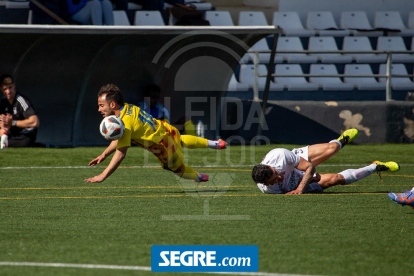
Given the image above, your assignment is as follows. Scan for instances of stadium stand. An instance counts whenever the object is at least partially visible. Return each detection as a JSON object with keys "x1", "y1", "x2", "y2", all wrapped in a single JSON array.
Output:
[
  {"x1": 376, "y1": 36, "x2": 414, "y2": 63},
  {"x1": 228, "y1": 74, "x2": 249, "y2": 91},
  {"x1": 276, "y1": 37, "x2": 318, "y2": 63},
  {"x1": 205, "y1": 11, "x2": 234, "y2": 26},
  {"x1": 344, "y1": 64, "x2": 386, "y2": 90},
  {"x1": 274, "y1": 64, "x2": 319, "y2": 91},
  {"x1": 242, "y1": 38, "x2": 273, "y2": 64},
  {"x1": 374, "y1": 11, "x2": 414, "y2": 36},
  {"x1": 378, "y1": 64, "x2": 414, "y2": 90},
  {"x1": 408, "y1": 12, "x2": 414, "y2": 30},
  {"x1": 239, "y1": 64, "x2": 283, "y2": 91},
  {"x1": 238, "y1": 11, "x2": 268, "y2": 26},
  {"x1": 306, "y1": 11, "x2": 350, "y2": 37},
  {"x1": 308, "y1": 36, "x2": 353, "y2": 63},
  {"x1": 134, "y1": 10, "x2": 165, "y2": 25},
  {"x1": 113, "y1": 10, "x2": 130, "y2": 25},
  {"x1": 272, "y1": 11, "x2": 316, "y2": 37},
  {"x1": 340, "y1": 11, "x2": 383, "y2": 37},
  {"x1": 342, "y1": 36, "x2": 386, "y2": 63},
  {"x1": 309, "y1": 64, "x2": 354, "y2": 91}
]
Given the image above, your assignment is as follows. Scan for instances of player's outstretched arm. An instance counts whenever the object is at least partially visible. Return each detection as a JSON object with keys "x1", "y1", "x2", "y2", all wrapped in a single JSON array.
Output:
[
  {"x1": 287, "y1": 157, "x2": 316, "y2": 195},
  {"x1": 89, "y1": 140, "x2": 118, "y2": 166},
  {"x1": 85, "y1": 146, "x2": 129, "y2": 183}
]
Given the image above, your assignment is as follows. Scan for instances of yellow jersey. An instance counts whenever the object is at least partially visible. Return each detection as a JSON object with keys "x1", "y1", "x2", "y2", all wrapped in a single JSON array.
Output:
[{"x1": 117, "y1": 103, "x2": 168, "y2": 149}]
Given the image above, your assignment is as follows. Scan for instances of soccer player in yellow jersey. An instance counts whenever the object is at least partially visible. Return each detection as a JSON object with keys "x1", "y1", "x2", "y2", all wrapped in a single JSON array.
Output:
[{"x1": 85, "y1": 84, "x2": 227, "y2": 183}]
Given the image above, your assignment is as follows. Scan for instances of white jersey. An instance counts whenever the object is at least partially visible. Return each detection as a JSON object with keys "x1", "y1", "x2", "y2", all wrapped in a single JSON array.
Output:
[{"x1": 256, "y1": 148, "x2": 301, "y2": 194}]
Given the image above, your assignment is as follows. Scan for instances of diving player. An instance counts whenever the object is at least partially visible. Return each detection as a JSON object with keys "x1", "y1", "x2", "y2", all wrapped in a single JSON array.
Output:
[{"x1": 85, "y1": 84, "x2": 226, "y2": 183}]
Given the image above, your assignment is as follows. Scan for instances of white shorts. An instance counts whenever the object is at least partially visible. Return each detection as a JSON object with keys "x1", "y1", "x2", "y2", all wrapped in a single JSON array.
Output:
[
  {"x1": 291, "y1": 146, "x2": 309, "y2": 161},
  {"x1": 292, "y1": 146, "x2": 323, "y2": 194}
]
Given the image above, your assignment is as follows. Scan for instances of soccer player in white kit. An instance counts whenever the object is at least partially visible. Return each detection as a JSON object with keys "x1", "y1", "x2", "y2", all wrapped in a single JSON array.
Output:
[{"x1": 252, "y1": 129, "x2": 400, "y2": 194}]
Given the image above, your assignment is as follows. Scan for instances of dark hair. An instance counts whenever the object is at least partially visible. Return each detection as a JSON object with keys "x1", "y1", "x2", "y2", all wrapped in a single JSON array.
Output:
[
  {"x1": 0, "y1": 74, "x2": 14, "y2": 85},
  {"x1": 252, "y1": 165, "x2": 274, "y2": 183},
  {"x1": 144, "y1": 84, "x2": 161, "y2": 97},
  {"x1": 98, "y1": 84, "x2": 124, "y2": 106}
]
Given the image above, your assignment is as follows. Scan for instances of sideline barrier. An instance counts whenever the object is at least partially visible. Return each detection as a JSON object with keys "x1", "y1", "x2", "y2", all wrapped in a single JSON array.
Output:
[{"x1": 221, "y1": 100, "x2": 414, "y2": 144}]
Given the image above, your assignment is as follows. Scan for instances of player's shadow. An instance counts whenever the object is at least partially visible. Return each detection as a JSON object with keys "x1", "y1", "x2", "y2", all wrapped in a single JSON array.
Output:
[
  {"x1": 322, "y1": 191, "x2": 390, "y2": 194},
  {"x1": 170, "y1": 189, "x2": 239, "y2": 194}
]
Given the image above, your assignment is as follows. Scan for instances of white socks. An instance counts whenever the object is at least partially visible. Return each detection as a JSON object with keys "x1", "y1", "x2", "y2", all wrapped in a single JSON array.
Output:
[
  {"x1": 338, "y1": 164, "x2": 377, "y2": 185},
  {"x1": 207, "y1": 140, "x2": 219, "y2": 149},
  {"x1": 329, "y1": 139, "x2": 342, "y2": 149}
]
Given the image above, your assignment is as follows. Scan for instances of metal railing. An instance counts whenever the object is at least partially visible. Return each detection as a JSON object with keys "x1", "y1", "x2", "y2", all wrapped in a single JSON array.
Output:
[{"x1": 248, "y1": 50, "x2": 414, "y2": 101}]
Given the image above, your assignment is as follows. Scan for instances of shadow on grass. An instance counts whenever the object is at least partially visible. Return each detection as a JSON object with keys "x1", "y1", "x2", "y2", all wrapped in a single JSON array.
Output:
[
  {"x1": 169, "y1": 189, "x2": 239, "y2": 194},
  {"x1": 323, "y1": 191, "x2": 390, "y2": 194}
]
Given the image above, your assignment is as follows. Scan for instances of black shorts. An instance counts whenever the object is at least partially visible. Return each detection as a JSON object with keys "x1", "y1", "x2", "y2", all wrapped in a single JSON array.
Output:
[{"x1": 8, "y1": 134, "x2": 36, "y2": 147}]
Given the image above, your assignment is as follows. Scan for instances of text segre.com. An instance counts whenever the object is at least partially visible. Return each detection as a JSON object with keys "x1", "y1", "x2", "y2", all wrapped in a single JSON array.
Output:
[{"x1": 151, "y1": 245, "x2": 258, "y2": 272}]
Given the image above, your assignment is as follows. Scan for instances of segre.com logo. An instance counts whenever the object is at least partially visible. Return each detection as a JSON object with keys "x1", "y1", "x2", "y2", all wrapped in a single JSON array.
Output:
[{"x1": 151, "y1": 245, "x2": 258, "y2": 272}]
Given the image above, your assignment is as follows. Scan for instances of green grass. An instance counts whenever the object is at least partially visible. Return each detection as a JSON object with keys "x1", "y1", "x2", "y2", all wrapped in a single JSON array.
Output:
[{"x1": 0, "y1": 144, "x2": 414, "y2": 276}]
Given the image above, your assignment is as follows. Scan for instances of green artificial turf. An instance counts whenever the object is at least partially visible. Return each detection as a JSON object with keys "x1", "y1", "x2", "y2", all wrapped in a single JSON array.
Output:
[{"x1": 0, "y1": 144, "x2": 413, "y2": 276}]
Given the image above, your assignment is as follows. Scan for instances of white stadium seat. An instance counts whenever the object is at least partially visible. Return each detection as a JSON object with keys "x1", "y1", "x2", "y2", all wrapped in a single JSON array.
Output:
[
  {"x1": 113, "y1": 11, "x2": 130, "y2": 26},
  {"x1": 308, "y1": 37, "x2": 353, "y2": 63},
  {"x1": 408, "y1": 12, "x2": 414, "y2": 29},
  {"x1": 307, "y1": 11, "x2": 350, "y2": 37},
  {"x1": 134, "y1": 11, "x2": 164, "y2": 25},
  {"x1": 342, "y1": 36, "x2": 386, "y2": 63},
  {"x1": 310, "y1": 64, "x2": 354, "y2": 91},
  {"x1": 340, "y1": 11, "x2": 383, "y2": 37},
  {"x1": 228, "y1": 74, "x2": 250, "y2": 91},
  {"x1": 374, "y1": 11, "x2": 414, "y2": 36},
  {"x1": 344, "y1": 64, "x2": 385, "y2": 90},
  {"x1": 242, "y1": 38, "x2": 275, "y2": 63},
  {"x1": 205, "y1": 11, "x2": 234, "y2": 26},
  {"x1": 376, "y1": 37, "x2": 414, "y2": 63},
  {"x1": 272, "y1": 12, "x2": 316, "y2": 37},
  {"x1": 379, "y1": 64, "x2": 414, "y2": 90},
  {"x1": 239, "y1": 64, "x2": 284, "y2": 91},
  {"x1": 275, "y1": 64, "x2": 319, "y2": 91},
  {"x1": 238, "y1": 11, "x2": 268, "y2": 26},
  {"x1": 276, "y1": 37, "x2": 317, "y2": 63}
]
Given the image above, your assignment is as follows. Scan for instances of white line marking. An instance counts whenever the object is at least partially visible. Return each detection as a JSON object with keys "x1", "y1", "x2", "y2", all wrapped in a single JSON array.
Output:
[
  {"x1": 0, "y1": 262, "x2": 151, "y2": 271},
  {"x1": 1, "y1": 164, "x2": 413, "y2": 170},
  {"x1": 0, "y1": 262, "x2": 318, "y2": 276}
]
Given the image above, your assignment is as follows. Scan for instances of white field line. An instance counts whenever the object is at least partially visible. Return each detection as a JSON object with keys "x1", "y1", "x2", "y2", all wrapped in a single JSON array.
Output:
[
  {"x1": 1, "y1": 164, "x2": 414, "y2": 170},
  {"x1": 0, "y1": 262, "x2": 318, "y2": 276}
]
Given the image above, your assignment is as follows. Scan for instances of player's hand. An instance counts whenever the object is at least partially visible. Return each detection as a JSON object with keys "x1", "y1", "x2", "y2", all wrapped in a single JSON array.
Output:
[
  {"x1": 1, "y1": 114, "x2": 12, "y2": 128},
  {"x1": 286, "y1": 188, "x2": 303, "y2": 195},
  {"x1": 88, "y1": 155, "x2": 106, "y2": 166},
  {"x1": 84, "y1": 175, "x2": 105, "y2": 183}
]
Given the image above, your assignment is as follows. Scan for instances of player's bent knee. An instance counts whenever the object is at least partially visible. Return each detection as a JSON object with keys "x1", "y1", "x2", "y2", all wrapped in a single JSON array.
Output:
[{"x1": 335, "y1": 174, "x2": 347, "y2": 185}]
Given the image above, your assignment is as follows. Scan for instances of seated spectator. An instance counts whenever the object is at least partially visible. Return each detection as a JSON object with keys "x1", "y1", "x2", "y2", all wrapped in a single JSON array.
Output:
[
  {"x1": 0, "y1": 75, "x2": 40, "y2": 149},
  {"x1": 138, "y1": 84, "x2": 196, "y2": 136},
  {"x1": 67, "y1": 0, "x2": 114, "y2": 25},
  {"x1": 129, "y1": 0, "x2": 184, "y2": 11}
]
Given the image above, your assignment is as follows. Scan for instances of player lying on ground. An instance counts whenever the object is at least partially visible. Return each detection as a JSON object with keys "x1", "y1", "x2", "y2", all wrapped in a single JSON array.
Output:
[
  {"x1": 388, "y1": 187, "x2": 414, "y2": 208},
  {"x1": 252, "y1": 129, "x2": 359, "y2": 194},
  {"x1": 85, "y1": 84, "x2": 227, "y2": 183},
  {"x1": 254, "y1": 159, "x2": 400, "y2": 194}
]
